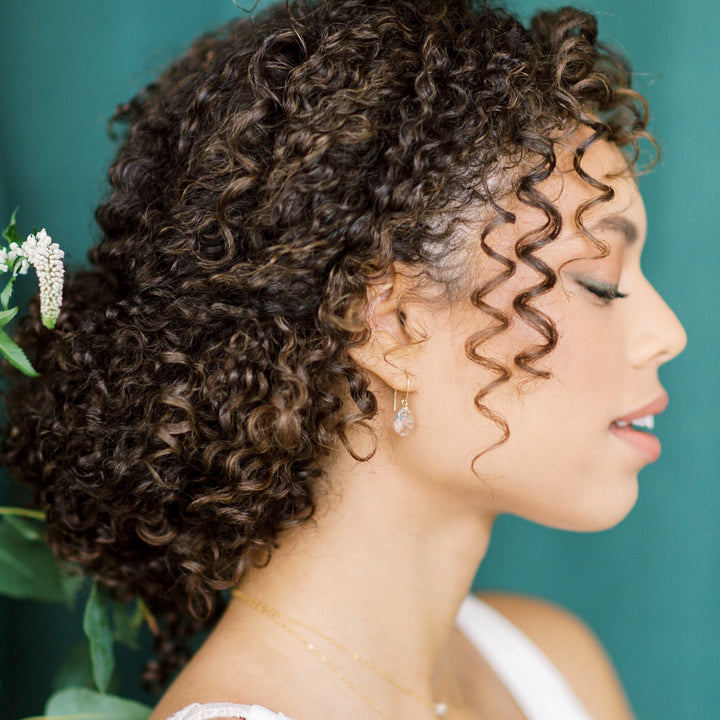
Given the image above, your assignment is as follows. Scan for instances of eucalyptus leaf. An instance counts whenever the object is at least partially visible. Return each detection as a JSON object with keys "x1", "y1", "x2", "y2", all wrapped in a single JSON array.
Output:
[
  {"x1": 52, "y1": 641, "x2": 96, "y2": 693},
  {"x1": 0, "y1": 305, "x2": 18, "y2": 325},
  {"x1": 62, "y1": 570, "x2": 86, "y2": 604},
  {"x1": 83, "y1": 583, "x2": 115, "y2": 694},
  {"x1": 0, "y1": 505, "x2": 46, "y2": 520},
  {"x1": 113, "y1": 599, "x2": 143, "y2": 649},
  {"x1": 38, "y1": 686, "x2": 152, "y2": 720},
  {"x1": 3, "y1": 513, "x2": 44, "y2": 541},
  {"x1": 2, "y1": 207, "x2": 21, "y2": 245},
  {"x1": 0, "y1": 326, "x2": 38, "y2": 376},
  {"x1": 0, "y1": 520, "x2": 78, "y2": 603}
]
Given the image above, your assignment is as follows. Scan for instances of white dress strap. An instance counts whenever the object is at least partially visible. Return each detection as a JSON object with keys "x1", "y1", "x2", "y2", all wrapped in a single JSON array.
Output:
[
  {"x1": 167, "y1": 702, "x2": 294, "y2": 720},
  {"x1": 456, "y1": 596, "x2": 596, "y2": 720}
]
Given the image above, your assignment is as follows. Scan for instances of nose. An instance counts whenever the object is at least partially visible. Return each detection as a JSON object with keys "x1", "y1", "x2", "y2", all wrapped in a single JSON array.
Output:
[{"x1": 628, "y1": 278, "x2": 687, "y2": 369}]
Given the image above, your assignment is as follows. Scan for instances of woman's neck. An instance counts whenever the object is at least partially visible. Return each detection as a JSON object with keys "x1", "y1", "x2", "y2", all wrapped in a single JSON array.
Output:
[{"x1": 234, "y1": 439, "x2": 496, "y2": 699}]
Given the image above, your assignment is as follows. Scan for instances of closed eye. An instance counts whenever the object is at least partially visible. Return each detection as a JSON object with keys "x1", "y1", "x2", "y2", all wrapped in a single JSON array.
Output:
[{"x1": 571, "y1": 274, "x2": 628, "y2": 303}]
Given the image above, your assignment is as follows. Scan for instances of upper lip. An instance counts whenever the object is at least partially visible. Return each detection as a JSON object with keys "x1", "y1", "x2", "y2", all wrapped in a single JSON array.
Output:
[{"x1": 611, "y1": 392, "x2": 669, "y2": 425}]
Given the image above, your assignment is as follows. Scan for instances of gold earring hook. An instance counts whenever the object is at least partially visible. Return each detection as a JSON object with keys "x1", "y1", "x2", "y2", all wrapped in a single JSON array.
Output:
[{"x1": 392, "y1": 375, "x2": 410, "y2": 412}]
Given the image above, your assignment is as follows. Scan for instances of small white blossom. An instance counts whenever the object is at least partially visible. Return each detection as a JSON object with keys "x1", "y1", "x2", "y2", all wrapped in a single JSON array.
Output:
[
  {"x1": 21, "y1": 229, "x2": 65, "y2": 328},
  {"x1": 6, "y1": 241, "x2": 29, "y2": 275}
]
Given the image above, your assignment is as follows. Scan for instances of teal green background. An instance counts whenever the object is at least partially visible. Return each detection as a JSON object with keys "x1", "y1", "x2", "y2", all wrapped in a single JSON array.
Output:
[{"x1": 1, "y1": 1, "x2": 717, "y2": 718}]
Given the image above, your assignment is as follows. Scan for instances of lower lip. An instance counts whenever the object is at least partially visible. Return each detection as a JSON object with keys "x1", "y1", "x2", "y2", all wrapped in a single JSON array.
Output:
[{"x1": 609, "y1": 425, "x2": 661, "y2": 463}]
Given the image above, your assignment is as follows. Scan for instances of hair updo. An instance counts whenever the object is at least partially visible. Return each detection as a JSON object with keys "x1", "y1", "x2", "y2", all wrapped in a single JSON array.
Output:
[{"x1": 2, "y1": 0, "x2": 650, "y2": 688}]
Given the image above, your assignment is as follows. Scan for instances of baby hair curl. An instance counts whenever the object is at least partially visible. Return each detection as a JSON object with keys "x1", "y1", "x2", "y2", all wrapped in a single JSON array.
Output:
[{"x1": 2, "y1": 0, "x2": 651, "y2": 689}]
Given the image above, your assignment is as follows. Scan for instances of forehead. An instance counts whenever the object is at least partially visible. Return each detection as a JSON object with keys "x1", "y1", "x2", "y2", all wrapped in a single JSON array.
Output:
[
  {"x1": 500, "y1": 138, "x2": 646, "y2": 251},
  {"x1": 450, "y1": 136, "x2": 647, "y2": 285}
]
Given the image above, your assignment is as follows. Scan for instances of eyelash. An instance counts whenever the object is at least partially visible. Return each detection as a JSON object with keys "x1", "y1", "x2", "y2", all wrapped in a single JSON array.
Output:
[{"x1": 575, "y1": 277, "x2": 628, "y2": 303}]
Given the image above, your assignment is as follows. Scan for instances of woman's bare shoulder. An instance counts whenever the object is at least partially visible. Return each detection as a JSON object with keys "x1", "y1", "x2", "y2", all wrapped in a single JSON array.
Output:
[{"x1": 475, "y1": 592, "x2": 635, "y2": 720}]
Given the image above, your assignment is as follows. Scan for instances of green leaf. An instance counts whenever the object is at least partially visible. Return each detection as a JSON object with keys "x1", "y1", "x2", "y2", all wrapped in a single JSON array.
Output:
[
  {"x1": 2, "y1": 207, "x2": 21, "y2": 245},
  {"x1": 113, "y1": 599, "x2": 143, "y2": 650},
  {"x1": 3, "y1": 513, "x2": 44, "y2": 541},
  {"x1": 0, "y1": 325, "x2": 38, "y2": 376},
  {"x1": 0, "y1": 305, "x2": 18, "y2": 325},
  {"x1": 36, "y1": 686, "x2": 152, "y2": 720},
  {"x1": 1, "y1": 275, "x2": 16, "y2": 310},
  {"x1": 83, "y1": 583, "x2": 115, "y2": 694},
  {"x1": 52, "y1": 641, "x2": 96, "y2": 693},
  {"x1": 0, "y1": 505, "x2": 47, "y2": 521},
  {"x1": 0, "y1": 519, "x2": 78, "y2": 603},
  {"x1": 62, "y1": 570, "x2": 85, "y2": 603}
]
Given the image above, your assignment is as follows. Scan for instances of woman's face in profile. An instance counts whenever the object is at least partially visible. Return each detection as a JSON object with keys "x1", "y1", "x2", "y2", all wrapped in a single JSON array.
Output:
[{"x1": 389, "y1": 138, "x2": 687, "y2": 532}]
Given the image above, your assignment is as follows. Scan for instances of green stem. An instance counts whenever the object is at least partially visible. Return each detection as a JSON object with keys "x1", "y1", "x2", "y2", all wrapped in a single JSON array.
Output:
[{"x1": 0, "y1": 506, "x2": 46, "y2": 520}]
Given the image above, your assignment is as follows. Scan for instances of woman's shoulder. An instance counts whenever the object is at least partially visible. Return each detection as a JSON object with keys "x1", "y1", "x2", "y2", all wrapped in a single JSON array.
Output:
[{"x1": 472, "y1": 592, "x2": 634, "y2": 720}]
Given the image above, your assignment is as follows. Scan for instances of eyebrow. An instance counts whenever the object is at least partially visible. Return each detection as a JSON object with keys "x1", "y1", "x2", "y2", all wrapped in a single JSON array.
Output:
[{"x1": 590, "y1": 216, "x2": 639, "y2": 246}]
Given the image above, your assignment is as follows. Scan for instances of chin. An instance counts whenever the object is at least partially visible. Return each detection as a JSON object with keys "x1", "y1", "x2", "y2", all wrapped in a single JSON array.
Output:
[
  {"x1": 558, "y1": 479, "x2": 640, "y2": 533},
  {"x1": 519, "y1": 474, "x2": 641, "y2": 533}
]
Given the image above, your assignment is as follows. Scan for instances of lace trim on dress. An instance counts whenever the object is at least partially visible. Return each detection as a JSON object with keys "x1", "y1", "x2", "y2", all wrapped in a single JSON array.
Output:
[{"x1": 166, "y1": 702, "x2": 295, "y2": 720}]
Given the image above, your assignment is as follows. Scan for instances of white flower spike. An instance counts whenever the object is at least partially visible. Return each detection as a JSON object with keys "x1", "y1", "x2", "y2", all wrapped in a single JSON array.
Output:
[{"x1": 22, "y1": 229, "x2": 65, "y2": 328}]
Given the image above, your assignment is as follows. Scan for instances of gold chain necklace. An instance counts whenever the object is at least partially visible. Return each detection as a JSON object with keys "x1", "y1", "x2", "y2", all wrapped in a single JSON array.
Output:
[{"x1": 232, "y1": 589, "x2": 451, "y2": 719}]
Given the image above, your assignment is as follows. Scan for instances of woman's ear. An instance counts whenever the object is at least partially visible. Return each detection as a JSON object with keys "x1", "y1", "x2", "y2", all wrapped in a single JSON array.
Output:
[{"x1": 348, "y1": 264, "x2": 425, "y2": 392}]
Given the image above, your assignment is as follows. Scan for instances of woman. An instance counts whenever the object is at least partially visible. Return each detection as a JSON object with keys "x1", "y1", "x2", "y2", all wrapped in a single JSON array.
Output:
[{"x1": 2, "y1": 1, "x2": 686, "y2": 719}]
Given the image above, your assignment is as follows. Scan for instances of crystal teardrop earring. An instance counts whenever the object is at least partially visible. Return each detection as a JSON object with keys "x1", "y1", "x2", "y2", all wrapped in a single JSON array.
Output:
[{"x1": 392, "y1": 375, "x2": 414, "y2": 436}]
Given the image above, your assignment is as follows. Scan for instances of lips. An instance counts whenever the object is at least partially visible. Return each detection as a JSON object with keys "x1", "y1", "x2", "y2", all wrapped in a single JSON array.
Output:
[{"x1": 609, "y1": 392, "x2": 669, "y2": 463}]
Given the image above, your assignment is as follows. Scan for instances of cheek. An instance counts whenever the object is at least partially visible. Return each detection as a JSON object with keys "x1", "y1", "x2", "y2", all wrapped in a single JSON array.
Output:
[
  {"x1": 549, "y1": 304, "x2": 627, "y2": 397},
  {"x1": 412, "y1": 287, "x2": 626, "y2": 458},
  {"x1": 486, "y1": 297, "x2": 626, "y2": 447}
]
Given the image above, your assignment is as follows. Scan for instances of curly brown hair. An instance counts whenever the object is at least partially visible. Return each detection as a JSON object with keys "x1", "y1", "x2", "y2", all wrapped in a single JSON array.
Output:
[{"x1": 2, "y1": 0, "x2": 651, "y2": 689}]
